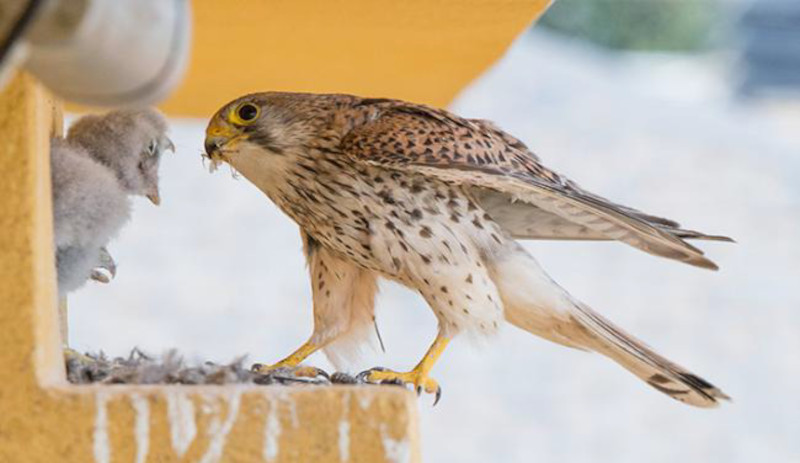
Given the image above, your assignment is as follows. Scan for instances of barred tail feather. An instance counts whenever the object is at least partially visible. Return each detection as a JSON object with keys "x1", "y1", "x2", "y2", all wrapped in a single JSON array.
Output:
[
  {"x1": 490, "y1": 245, "x2": 729, "y2": 408},
  {"x1": 571, "y1": 302, "x2": 730, "y2": 408}
]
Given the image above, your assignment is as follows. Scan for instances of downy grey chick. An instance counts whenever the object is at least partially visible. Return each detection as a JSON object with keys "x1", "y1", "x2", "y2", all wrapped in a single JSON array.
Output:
[{"x1": 51, "y1": 109, "x2": 173, "y2": 295}]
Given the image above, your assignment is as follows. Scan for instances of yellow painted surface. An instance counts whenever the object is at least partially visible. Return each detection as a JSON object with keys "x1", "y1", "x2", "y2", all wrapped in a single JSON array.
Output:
[
  {"x1": 0, "y1": 75, "x2": 420, "y2": 463},
  {"x1": 159, "y1": 0, "x2": 552, "y2": 116},
  {"x1": 0, "y1": 73, "x2": 63, "y2": 389}
]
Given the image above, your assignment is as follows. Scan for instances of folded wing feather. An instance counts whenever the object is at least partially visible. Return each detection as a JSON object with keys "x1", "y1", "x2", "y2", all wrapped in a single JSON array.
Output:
[{"x1": 340, "y1": 99, "x2": 731, "y2": 270}]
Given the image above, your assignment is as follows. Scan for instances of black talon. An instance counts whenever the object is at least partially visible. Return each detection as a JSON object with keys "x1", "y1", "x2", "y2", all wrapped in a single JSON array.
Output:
[
  {"x1": 311, "y1": 367, "x2": 331, "y2": 380},
  {"x1": 355, "y1": 370, "x2": 373, "y2": 383},
  {"x1": 356, "y1": 366, "x2": 387, "y2": 384},
  {"x1": 416, "y1": 385, "x2": 422, "y2": 396},
  {"x1": 433, "y1": 386, "x2": 442, "y2": 406}
]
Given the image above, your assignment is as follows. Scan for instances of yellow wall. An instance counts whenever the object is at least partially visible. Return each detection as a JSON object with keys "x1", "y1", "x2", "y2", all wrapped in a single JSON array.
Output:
[
  {"x1": 161, "y1": 0, "x2": 551, "y2": 116},
  {"x1": 0, "y1": 74, "x2": 421, "y2": 463}
]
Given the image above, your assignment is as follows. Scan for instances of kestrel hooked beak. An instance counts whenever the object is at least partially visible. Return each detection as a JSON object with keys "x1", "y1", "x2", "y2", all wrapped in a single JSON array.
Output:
[{"x1": 204, "y1": 101, "x2": 262, "y2": 168}]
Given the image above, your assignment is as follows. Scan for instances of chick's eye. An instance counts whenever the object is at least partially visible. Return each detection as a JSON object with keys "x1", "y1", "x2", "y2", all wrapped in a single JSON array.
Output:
[{"x1": 236, "y1": 103, "x2": 259, "y2": 123}]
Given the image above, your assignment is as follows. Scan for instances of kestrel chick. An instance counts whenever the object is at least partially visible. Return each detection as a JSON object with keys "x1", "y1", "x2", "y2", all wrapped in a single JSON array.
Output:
[
  {"x1": 205, "y1": 93, "x2": 731, "y2": 407},
  {"x1": 52, "y1": 109, "x2": 173, "y2": 295}
]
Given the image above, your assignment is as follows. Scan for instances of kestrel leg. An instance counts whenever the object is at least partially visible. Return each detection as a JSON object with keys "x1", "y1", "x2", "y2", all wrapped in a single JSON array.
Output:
[
  {"x1": 252, "y1": 235, "x2": 378, "y2": 377},
  {"x1": 354, "y1": 188, "x2": 506, "y2": 402},
  {"x1": 360, "y1": 332, "x2": 450, "y2": 404}
]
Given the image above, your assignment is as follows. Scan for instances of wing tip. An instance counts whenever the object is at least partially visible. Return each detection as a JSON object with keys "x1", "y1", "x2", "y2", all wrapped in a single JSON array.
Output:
[
  {"x1": 680, "y1": 231, "x2": 736, "y2": 243},
  {"x1": 647, "y1": 245, "x2": 721, "y2": 271},
  {"x1": 689, "y1": 256, "x2": 720, "y2": 271},
  {"x1": 706, "y1": 234, "x2": 736, "y2": 243}
]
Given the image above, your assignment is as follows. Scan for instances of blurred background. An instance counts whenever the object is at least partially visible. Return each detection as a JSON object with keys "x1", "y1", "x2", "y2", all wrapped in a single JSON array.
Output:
[{"x1": 67, "y1": 1, "x2": 799, "y2": 462}]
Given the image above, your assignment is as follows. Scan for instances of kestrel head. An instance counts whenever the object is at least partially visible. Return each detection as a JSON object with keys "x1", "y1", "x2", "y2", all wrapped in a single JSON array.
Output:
[{"x1": 204, "y1": 92, "x2": 340, "y2": 168}]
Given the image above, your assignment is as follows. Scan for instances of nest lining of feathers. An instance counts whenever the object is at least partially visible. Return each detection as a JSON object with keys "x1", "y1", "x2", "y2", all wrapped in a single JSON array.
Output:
[{"x1": 66, "y1": 349, "x2": 361, "y2": 386}]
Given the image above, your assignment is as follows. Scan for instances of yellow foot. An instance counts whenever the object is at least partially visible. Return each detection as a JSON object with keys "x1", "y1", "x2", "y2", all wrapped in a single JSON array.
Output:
[
  {"x1": 250, "y1": 363, "x2": 329, "y2": 380},
  {"x1": 358, "y1": 367, "x2": 442, "y2": 405}
]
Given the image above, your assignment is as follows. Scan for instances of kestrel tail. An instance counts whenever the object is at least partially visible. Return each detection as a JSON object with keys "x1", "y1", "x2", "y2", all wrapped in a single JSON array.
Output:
[{"x1": 204, "y1": 93, "x2": 731, "y2": 407}]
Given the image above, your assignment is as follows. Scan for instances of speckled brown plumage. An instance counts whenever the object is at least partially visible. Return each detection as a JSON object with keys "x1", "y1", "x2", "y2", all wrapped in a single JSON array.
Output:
[{"x1": 204, "y1": 92, "x2": 731, "y2": 407}]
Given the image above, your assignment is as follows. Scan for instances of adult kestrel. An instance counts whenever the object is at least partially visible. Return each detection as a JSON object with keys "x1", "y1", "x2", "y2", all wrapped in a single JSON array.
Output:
[{"x1": 204, "y1": 93, "x2": 731, "y2": 407}]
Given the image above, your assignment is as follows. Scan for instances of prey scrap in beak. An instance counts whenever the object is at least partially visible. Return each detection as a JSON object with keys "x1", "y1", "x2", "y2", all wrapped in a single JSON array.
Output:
[
  {"x1": 204, "y1": 138, "x2": 225, "y2": 160},
  {"x1": 204, "y1": 117, "x2": 245, "y2": 172}
]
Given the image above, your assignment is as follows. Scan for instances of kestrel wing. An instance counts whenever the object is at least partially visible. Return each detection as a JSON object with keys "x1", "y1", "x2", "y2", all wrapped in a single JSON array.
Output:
[
  {"x1": 341, "y1": 100, "x2": 730, "y2": 269},
  {"x1": 469, "y1": 188, "x2": 732, "y2": 243}
]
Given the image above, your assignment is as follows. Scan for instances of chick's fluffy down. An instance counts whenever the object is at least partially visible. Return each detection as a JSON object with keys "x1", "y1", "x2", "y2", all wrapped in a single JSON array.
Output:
[{"x1": 51, "y1": 138, "x2": 130, "y2": 293}]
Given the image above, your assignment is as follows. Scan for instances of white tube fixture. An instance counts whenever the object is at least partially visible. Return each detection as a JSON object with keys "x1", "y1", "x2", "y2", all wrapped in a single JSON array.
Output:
[{"x1": 0, "y1": 0, "x2": 191, "y2": 106}]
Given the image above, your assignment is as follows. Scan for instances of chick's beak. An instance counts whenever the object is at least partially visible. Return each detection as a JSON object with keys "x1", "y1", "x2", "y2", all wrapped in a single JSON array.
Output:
[
  {"x1": 147, "y1": 191, "x2": 161, "y2": 206},
  {"x1": 146, "y1": 183, "x2": 161, "y2": 206}
]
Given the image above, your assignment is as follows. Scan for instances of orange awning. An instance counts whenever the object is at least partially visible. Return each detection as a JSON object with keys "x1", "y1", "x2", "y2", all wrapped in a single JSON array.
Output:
[{"x1": 160, "y1": 0, "x2": 551, "y2": 116}]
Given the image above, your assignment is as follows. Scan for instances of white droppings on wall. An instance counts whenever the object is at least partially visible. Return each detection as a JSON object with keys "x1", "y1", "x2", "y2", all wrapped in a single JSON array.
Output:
[
  {"x1": 199, "y1": 390, "x2": 242, "y2": 463},
  {"x1": 357, "y1": 391, "x2": 373, "y2": 411},
  {"x1": 380, "y1": 424, "x2": 411, "y2": 463},
  {"x1": 285, "y1": 393, "x2": 299, "y2": 429},
  {"x1": 130, "y1": 394, "x2": 150, "y2": 463},
  {"x1": 166, "y1": 391, "x2": 197, "y2": 457},
  {"x1": 339, "y1": 392, "x2": 351, "y2": 462},
  {"x1": 263, "y1": 394, "x2": 282, "y2": 462},
  {"x1": 93, "y1": 392, "x2": 110, "y2": 463}
]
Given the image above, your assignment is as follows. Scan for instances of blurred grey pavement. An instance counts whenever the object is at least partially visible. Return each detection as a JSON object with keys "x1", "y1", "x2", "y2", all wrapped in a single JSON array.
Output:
[{"x1": 69, "y1": 31, "x2": 800, "y2": 462}]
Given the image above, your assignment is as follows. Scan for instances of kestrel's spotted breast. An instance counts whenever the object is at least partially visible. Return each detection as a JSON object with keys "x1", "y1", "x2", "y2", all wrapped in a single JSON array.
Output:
[{"x1": 257, "y1": 142, "x2": 507, "y2": 337}]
